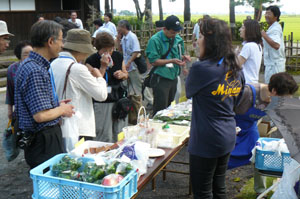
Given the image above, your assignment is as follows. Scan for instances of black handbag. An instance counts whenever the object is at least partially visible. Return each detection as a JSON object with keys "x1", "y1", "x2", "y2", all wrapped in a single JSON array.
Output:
[
  {"x1": 134, "y1": 53, "x2": 147, "y2": 74},
  {"x1": 112, "y1": 98, "x2": 132, "y2": 121}
]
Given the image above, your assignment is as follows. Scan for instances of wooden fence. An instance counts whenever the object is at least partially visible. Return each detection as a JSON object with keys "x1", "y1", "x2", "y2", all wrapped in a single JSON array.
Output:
[{"x1": 285, "y1": 32, "x2": 300, "y2": 70}]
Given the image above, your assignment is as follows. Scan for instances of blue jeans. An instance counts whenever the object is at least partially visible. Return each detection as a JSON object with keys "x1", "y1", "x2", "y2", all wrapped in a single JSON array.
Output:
[{"x1": 190, "y1": 153, "x2": 230, "y2": 199}]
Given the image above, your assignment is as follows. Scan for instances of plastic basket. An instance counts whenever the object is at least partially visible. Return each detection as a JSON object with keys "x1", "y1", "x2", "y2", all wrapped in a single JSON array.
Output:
[
  {"x1": 255, "y1": 138, "x2": 292, "y2": 173},
  {"x1": 30, "y1": 154, "x2": 138, "y2": 199}
]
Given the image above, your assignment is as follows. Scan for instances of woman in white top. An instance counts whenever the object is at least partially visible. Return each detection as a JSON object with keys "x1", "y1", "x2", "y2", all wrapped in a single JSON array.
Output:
[
  {"x1": 51, "y1": 29, "x2": 108, "y2": 148},
  {"x1": 238, "y1": 19, "x2": 263, "y2": 84}
]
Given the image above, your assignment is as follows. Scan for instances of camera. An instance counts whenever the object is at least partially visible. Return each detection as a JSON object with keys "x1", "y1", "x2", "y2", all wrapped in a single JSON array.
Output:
[{"x1": 16, "y1": 131, "x2": 34, "y2": 149}]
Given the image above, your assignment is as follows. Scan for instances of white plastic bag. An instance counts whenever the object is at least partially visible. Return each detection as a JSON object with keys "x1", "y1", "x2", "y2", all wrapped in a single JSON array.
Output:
[
  {"x1": 132, "y1": 141, "x2": 150, "y2": 176},
  {"x1": 271, "y1": 159, "x2": 300, "y2": 199},
  {"x1": 60, "y1": 111, "x2": 81, "y2": 152}
]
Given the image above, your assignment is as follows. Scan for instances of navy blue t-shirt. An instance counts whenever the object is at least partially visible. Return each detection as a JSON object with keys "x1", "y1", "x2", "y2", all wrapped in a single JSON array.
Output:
[{"x1": 186, "y1": 59, "x2": 245, "y2": 158}]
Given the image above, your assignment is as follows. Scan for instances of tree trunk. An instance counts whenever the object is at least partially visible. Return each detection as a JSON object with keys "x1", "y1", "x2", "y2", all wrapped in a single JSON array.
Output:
[
  {"x1": 105, "y1": 0, "x2": 110, "y2": 14},
  {"x1": 254, "y1": 4, "x2": 263, "y2": 21},
  {"x1": 132, "y1": 0, "x2": 144, "y2": 21},
  {"x1": 110, "y1": 0, "x2": 113, "y2": 15},
  {"x1": 145, "y1": 0, "x2": 152, "y2": 24},
  {"x1": 229, "y1": 0, "x2": 236, "y2": 40},
  {"x1": 184, "y1": 0, "x2": 191, "y2": 22},
  {"x1": 158, "y1": 0, "x2": 163, "y2": 21}
]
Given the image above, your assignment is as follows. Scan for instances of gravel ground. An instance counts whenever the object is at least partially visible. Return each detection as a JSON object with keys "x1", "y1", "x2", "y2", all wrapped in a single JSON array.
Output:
[{"x1": 0, "y1": 92, "x2": 254, "y2": 199}]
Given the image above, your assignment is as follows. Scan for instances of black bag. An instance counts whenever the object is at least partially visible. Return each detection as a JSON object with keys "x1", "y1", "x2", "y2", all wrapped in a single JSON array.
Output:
[
  {"x1": 134, "y1": 53, "x2": 147, "y2": 74},
  {"x1": 112, "y1": 97, "x2": 132, "y2": 121},
  {"x1": 108, "y1": 83, "x2": 128, "y2": 102},
  {"x1": 142, "y1": 38, "x2": 174, "y2": 99}
]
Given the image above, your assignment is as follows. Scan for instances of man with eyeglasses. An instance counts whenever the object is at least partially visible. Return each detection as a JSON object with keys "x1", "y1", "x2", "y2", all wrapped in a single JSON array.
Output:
[
  {"x1": 15, "y1": 20, "x2": 74, "y2": 169},
  {"x1": 0, "y1": 20, "x2": 13, "y2": 54}
]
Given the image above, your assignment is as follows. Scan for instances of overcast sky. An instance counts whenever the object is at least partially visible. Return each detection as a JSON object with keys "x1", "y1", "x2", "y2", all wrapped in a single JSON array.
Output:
[{"x1": 101, "y1": 0, "x2": 300, "y2": 15}]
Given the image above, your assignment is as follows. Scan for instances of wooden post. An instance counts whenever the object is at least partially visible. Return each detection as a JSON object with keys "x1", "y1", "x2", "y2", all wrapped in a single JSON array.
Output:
[
  {"x1": 290, "y1": 32, "x2": 294, "y2": 56},
  {"x1": 296, "y1": 40, "x2": 299, "y2": 70}
]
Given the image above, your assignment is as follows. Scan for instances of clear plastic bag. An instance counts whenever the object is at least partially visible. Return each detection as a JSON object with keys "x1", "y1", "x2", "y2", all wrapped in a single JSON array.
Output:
[
  {"x1": 60, "y1": 111, "x2": 81, "y2": 152},
  {"x1": 271, "y1": 159, "x2": 300, "y2": 199}
]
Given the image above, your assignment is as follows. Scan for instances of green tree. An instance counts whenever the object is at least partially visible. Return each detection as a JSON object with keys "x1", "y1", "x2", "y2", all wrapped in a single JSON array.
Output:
[
  {"x1": 118, "y1": 10, "x2": 135, "y2": 16},
  {"x1": 132, "y1": 0, "x2": 144, "y2": 20},
  {"x1": 145, "y1": 0, "x2": 152, "y2": 24},
  {"x1": 229, "y1": 0, "x2": 244, "y2": 40},
  {"x1": 158, "y1": 0, "x2": 163, "y2": 20},
  {"x1": 246, "y1": 0, "x2": 280, "y2": 21},
  {"x1": 184, "y1": 0, "x2": 191, "y2": 22},
  {"x1": 168, "y1": 0, "x2": 190, "y2": 22},
  {"x1": 105, "y1": 0, "x2": 110, "y2": 14}
]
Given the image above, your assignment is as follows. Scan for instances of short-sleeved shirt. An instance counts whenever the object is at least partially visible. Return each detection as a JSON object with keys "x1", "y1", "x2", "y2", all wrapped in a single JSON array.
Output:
[
  {"x1": 263, "y1": 21, "x2": 286, "y2": 66},
  {"x1": 6, "y1": 62, "x2": 20, "y2": 105},
  {"x1": 68, "y1": 18, "x2": 83, "y2": 29},
  {"x1": 15, "y1": 51, "x2": 60, "y2": 132},
  {"x1": 92, "y1": 26, "x2": 115, "y2": 39},
  {"x1": 146, "y1": 30, "x2": 185, "y2": 80},
  {"x1": 85, "y1": 51, "x2": 124, "y2": 103},
  {"x1": 240, "y1": 42, "x2": 262, "y2": 83},
  {"x1": 193, "y1": 23, "x2": 200, "y2": 40},
  {"x1": 186, "y1": 59, "x2": 245, "y2": 158},
  {"x1": 103, "y1": 21, "x2": 117, "y2": 37},
  {"x1": 121, "y1": 31, "x2": 141, "y2": 71}
]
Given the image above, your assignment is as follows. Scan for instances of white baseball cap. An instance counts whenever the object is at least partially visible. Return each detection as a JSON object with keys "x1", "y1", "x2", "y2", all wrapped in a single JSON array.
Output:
[{"x1": 0, "y1": 20, "x2": 14, "y2": 37}]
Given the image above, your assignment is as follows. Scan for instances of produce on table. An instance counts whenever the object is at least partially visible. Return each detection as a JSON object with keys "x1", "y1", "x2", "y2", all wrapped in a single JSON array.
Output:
[
  {"x1": 102, "y1": 174, "x2": 124, "y2": 186},
  {"x1": 153, "y1": 100, "x2": 192, "y2": 126},
  {"x1": 52, "y1": 155, "x2": 133, "y2": 186}
]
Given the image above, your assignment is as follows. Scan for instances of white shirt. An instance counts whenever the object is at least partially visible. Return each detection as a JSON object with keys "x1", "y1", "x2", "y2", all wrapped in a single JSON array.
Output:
[
  {"x1": 68, "y1": 18, "x2": 83, "y2": 29},
  {"x1": 51, "y1": 52, "x2": 107, "y2": 137},
  {"x1": 92, "y1": 26, "x2": 116, "y2": 39},
  {"x1": 103, "y1": 21, "x2": 117, "y2": 37},
  {"x1": 193, "y1": 23, "x2": 200, "y2": 40},
  {"x1": 240, "y1": 42, "x2": 262, "y2": 84},
  {"x1": 263, "y1": 21, "x2": 286, "y2": 66},
  {"x1": 121, "y1": 31, "x2": 141, "y2": 71}
]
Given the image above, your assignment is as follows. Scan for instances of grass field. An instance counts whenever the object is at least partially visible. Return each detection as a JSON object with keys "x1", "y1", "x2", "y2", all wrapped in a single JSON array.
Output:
[{"x1": 151, "y1": 14, "x2": 300, "y2": 41}]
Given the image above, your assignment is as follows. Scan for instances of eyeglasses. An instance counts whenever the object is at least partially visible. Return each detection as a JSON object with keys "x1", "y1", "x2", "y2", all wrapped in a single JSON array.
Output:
[
  {"x1": 55, "y1": 38, "x2": 65, "y2": 43},
  {"x1": 0, "y1": 38, "x2": 10, "y2": 44}
]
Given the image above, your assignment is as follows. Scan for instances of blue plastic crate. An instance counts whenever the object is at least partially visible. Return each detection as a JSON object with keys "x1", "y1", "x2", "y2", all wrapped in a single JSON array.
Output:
[
  {"x1": 255, "y1": 138, "x2": 292, "y2": 173},
  {"x1": 30, "y1": 154, "x2": 138, "y2": 199}
]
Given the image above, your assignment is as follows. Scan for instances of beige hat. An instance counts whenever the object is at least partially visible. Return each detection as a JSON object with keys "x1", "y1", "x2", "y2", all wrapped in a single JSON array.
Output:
[
  {"x1": 63, "y1": 29, "x2": 95, "y2": 54},
  {"x1": 0, "y1": 20, "x2": 14, "y2": 37}
]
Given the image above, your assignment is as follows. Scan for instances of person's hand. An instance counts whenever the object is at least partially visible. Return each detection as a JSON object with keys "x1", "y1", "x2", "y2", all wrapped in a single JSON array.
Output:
[
  {"x1": 114, "y1": 70, "x2": 126, "y2": 79},
  {"x1": 125, "y1": 62, "x2": 131, "y2": 71},
  {"x1": 59, "y1": 100, "x2": 74, "y2": 117},
  {"x1": 8, "y1": 108, "x2": 12, "y2": 120},
  {"x1": 91, "y1": 68, "x2": 103, "y2": 78},
  {"x1": 100, "y1": 53, "x2": 109, "y2": 69},
  {"x1": 60, "y1": 99, "x2": 72, "y2": 104},
  {"x1": 117, "y1": 32, "x2": 123, "y2": 41},
  {"x1": 182, "y1": 55, "x2": 191, "y2": 62},
  {"x1": 192, "y1": 41, "x2": 197, "y2": 48},
  {"x1": 235, "y1": 46, "x2": 241, "y2": 55},
  {"x1": 172, "y1": 58, "x2": 185, "y2": 66},
  {"x1": 183, "y1": 67, "x2": 189, "y2": 76},
  {"x1": 261, "y1": 30, "x2": 267, "y2": 38},
  {"x1": 85, "y1": 63, "x2": 94, "y2": 72}
]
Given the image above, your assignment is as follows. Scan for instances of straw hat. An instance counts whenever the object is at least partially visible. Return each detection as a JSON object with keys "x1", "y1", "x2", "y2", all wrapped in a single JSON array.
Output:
[
  {"x1": 0, "y1": 20, "x2": 14, "y2": 37},
  {"x1": 63, "y1": 29, "x2": 95, "y2": 54}
]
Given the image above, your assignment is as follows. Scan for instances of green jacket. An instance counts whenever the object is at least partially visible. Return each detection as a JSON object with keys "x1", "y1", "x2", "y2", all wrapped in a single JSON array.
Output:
[{"x1": 146, "y1": 30, "x2": 185, "y2": 80}]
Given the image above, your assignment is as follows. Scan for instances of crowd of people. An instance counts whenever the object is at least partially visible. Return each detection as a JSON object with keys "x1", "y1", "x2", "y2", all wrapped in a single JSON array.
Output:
[{"x1": 0, "y1": 5, "x2": 297, "y2": 199}]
